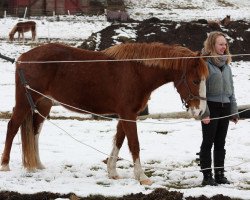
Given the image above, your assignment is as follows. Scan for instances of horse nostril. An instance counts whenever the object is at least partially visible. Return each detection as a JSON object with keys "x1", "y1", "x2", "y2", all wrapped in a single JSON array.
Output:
[{"x1": 199, "y1": 110, "x2": 203, "y2": 116}]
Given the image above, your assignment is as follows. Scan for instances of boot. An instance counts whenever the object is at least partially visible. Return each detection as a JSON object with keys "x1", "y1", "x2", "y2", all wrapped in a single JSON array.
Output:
[
  {"x1": 199, "y1": 151, "x2": 217, "y2": 186},
  {"x1": 214, "y1": 150, "x2": 230, "y2": 184},
  {"x1": 202, "y1": 171, "x2": 218, "y2": 186},
  {"x1": 215, "y1": 170, "x2": 230, "y2": 184}
]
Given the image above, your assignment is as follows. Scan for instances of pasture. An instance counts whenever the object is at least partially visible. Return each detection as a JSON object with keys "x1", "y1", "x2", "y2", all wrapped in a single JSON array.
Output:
[{"x1": 0, "y1": 1, "x2": 250, "y2": 198}]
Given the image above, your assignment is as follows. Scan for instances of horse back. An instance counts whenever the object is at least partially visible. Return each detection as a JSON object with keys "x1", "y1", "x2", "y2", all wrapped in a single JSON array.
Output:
[
  {"x1": 16, "y1": 21, "x2": 36, "y2": 32},
  {"x1": 17, "y1": 43, "x2": 134, "y2": 87}
]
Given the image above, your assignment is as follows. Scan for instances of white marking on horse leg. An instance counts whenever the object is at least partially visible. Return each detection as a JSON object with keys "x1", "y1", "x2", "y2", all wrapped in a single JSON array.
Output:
[
  {"x1": 134, "y1": 159, "x2": 152, "y2": 185},
  {"x1": 0, "y1": 164, "x2": 10, "y2": 171},
  {"x1": 35, "y1": 123, "x2": 45, "y2": 169},
  {"x1": 107, "y1": 144, "x2": 120, "y2": 179}
]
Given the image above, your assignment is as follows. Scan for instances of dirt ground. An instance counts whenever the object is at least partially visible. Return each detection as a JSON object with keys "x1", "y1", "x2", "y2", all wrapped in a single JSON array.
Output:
[
  {"x1": 1, "y1": 18, "x2": 249, "y2": 200},
  {"x1": 80, "y1": 17, "x2": 250, "y2": 62},
  {"x1": 0, "y1": 188, "x2": 242, "y2": 200}
]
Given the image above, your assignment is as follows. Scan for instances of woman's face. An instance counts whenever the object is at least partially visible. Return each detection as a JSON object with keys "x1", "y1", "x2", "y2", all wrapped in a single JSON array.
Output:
[{"x1": 214, "y1": 35, "x2": 227, "y2": 55}]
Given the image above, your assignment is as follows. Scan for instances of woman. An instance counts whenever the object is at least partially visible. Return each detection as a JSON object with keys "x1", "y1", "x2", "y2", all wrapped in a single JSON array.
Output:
[{"x1": 200, "y1": 31, "x2": 239, "y2": 186}]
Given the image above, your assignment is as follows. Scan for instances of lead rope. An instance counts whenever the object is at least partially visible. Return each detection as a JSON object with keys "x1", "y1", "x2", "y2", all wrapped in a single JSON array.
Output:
[
  {"x1": 34, "y1": 108, "x2": 250, "y2": 173},
  {"x1": 26, "y1": 85, "x2": 192, "y2": 125},
  {"x1": 26, "y1": 85, "x2": 250, "y2": 123},
  {"x1": 24, "y1": 84, "x2": 250, "y2": 173}
]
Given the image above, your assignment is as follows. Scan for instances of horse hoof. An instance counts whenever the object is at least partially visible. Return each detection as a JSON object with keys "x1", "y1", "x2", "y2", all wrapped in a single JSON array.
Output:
[
  {"x1": 37, "y1": 164, "x2": 45, "y2": 170},
  {"x1": 140, "y1": 179, "x2": 153, "y2": 185},
  {"x1": 26, "y1": 168, "x2": 37, "y2": 173},
  {"x1": 0, "y1": 164, "x2": 10, "y2": 171}
]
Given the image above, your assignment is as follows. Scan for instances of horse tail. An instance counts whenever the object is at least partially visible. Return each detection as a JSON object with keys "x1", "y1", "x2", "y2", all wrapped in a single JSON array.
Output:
[{"x1": 20, "y1": 111, "x2": 37, "y2": 170}]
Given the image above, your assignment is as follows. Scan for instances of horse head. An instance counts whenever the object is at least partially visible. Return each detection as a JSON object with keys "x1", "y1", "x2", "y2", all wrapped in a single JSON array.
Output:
[
  {"x1": 174, "y1": 52, "x2": 208, "y2": 117},
  {"x1": 9, "y1": 24, "x2": 17, "y2": 42},
  {"x1": 9, "y1": 32, "x2": 15, "y2": 42}
]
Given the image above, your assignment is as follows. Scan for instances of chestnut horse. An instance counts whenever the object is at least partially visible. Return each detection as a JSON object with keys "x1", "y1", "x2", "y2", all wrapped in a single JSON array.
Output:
[
  {"x1": 0, "y1": 42, "x2": 208, "y2": 185},
  {"x1": 9, "y1": 21, "x2": 36, "y2": 42}
]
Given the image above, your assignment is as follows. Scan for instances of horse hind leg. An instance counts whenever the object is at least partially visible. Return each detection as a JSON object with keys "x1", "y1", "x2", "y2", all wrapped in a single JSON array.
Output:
[
  {"x1": 0, "y1": 103, "x2": 30, "y2": 171},
  {"x1": 33, "y1": 98, "x2": 53, "y2": 169},
  {"x1": 31, "y1": 28, "x2": 36, "y2": 41},
  {"x1": 107, "y1": 121, "x2": 125, "y2": 179},
  {"x1": 31, "y1": 32, "x2": 35, "y2": 41}
]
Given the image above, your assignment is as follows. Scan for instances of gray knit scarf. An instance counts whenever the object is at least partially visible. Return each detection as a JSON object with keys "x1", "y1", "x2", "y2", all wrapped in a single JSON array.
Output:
[{"x1": 201, "y1": 48, "x2": 227, "y2": 67}]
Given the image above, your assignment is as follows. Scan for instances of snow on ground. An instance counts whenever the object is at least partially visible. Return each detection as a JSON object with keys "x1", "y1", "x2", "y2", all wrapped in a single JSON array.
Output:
[
  {"x1": 125, "y1": 0, "x2": 250, "y2": 21},
  {"x1": 0, "y1": 0, "x2": 250, "y2": 199},
  {"x1": 0, "y1": 118, "x2": 249, "y2": 199}
]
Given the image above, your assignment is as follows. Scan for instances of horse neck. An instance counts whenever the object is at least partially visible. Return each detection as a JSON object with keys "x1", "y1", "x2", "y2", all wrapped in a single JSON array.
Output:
[
  {"x1": 10, "y1": 26, "x2": 17, "y2": 35},
  {"x1": 141, "y1": 67, "x2": 177, "y2": 93}
]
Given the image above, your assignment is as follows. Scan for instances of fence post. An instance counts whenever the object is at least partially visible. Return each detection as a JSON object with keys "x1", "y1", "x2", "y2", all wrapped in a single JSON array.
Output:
[
  {"x1": 47, "y1": 22, "x2": 50, "y2": 42},
  {"x1": 23, "y1": 7, "x2": 27, "y2": 19},
  {"x1": 53, "y1": 11, "x2": 55, "y2": 21}
]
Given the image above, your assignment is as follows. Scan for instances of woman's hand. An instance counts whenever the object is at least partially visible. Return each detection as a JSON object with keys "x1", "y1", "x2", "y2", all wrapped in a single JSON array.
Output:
[
  {"x1": 202, "y1": 116, "x2": 211, "y2": 124},
  {"x1": 231, "y1": 116, "x2": 239, "y2": 124}
]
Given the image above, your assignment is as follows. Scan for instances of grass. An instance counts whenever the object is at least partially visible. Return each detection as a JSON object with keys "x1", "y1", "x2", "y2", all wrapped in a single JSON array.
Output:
[
  {"x1": 96, "y1": 181, "x2": 111, "y2": 187},
  {"x1": 144, "y1": 169, "x2": 155, "y2": 178},
  {"x1": 90, "y1": 166, "x2": 102, "y2": 171},
  {"x1": 0, "y1": 111, "x2": 12, "y2": 119}
]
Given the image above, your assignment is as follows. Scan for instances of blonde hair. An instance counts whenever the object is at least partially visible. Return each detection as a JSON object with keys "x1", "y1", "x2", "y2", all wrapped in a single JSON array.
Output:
[{"x1": 203, "y1": 31, "x2": 232, "y2": 64}]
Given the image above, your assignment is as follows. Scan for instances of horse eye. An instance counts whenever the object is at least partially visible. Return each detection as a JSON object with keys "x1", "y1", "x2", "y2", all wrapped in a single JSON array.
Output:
[{"x1": 193, "y1": 80, "x2": 200, "y2": 85}]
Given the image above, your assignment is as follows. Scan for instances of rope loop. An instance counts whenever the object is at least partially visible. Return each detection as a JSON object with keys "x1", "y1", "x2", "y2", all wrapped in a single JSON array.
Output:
[
  {"x1": 20, "y1": 85, "x2": 250, "y2": 173},
  {"x1": 34, "y1": 99, "x2": 250, "y2": 173},
  {"x1": 27, "y1": 85, "x2": 250, "y2": 123}
]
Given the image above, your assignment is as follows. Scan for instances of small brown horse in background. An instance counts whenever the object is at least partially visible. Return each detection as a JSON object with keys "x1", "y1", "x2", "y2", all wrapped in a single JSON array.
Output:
[
  {"x1": 9, "y1": 21, "x2": 36, "y2": 42},
  {"x1": 0, "y1": 42, "x2": 208, "y2": 185},
  {"x1": 221, "y1": 15, "x2": 231, "y2": 26}
]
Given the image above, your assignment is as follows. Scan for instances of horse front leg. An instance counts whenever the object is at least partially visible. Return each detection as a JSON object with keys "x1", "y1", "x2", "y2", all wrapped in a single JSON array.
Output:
[
  {"x1": 17, "y1": 32, "x2": 21, "y2": 42},
  {"x1": 21, "y1": 32, "x2": 24, "y2": 43},
  {"x1": 107, "y1": 121, "x2": 125, "y2": 179},
  {"x1": 121, "y1": 114, "x2": 152, "y2": 185}
]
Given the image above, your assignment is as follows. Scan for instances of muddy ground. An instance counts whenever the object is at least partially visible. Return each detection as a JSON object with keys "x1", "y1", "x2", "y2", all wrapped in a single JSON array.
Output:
[
  {"x1": 1, "y1": 18, "x2": 249, "y2": 200},
  {"x1": 0, "y1": 188, "x2": 243, "y2": 200},
  {"x1": 80, "y1": 17, "x2": 250, "y2": 62}
]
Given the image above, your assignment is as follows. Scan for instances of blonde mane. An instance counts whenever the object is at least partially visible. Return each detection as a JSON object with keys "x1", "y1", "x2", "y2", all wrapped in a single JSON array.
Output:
[{"x1": 103, "y1": 42, "x2": 196, "y2": 69}]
